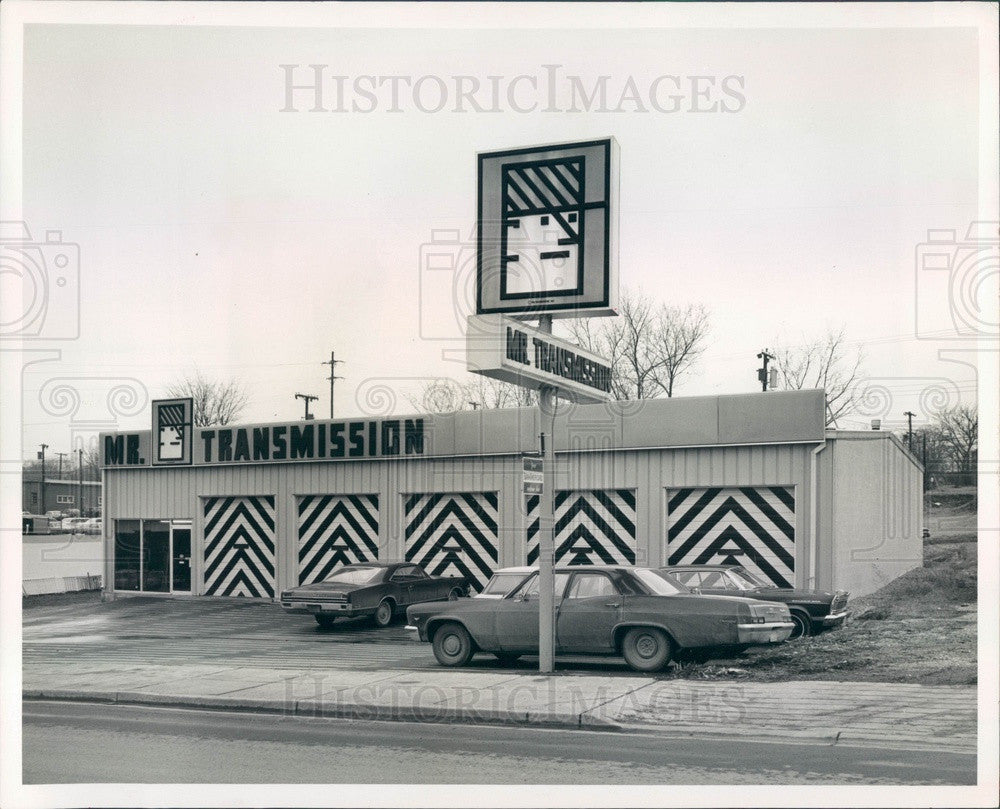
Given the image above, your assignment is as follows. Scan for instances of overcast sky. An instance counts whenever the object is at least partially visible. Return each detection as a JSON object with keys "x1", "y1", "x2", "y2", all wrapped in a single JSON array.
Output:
[{"x1": 8, "y1": 3, "x2": 998, "y2": 460}]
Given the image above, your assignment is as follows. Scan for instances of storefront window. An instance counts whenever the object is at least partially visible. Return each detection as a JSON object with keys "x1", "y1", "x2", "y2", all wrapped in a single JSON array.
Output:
[{"x1": 114, "y1": 520, "x2": 141, "y2": 591}]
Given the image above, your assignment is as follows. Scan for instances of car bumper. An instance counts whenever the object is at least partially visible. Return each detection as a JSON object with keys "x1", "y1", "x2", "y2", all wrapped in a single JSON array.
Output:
[
  {"x1": 280, "y1": 601, "x2": 368, "y2": 619},
  {"x1": 737, "y1": 621, "x2": 794, "y2": 644},
  {"x1": 821, "y1": 610, "x2": 849, "y2": 628}
]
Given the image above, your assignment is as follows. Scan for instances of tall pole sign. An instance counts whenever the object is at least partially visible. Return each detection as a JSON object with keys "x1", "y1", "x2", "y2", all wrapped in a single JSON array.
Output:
[{"x1": 470, "y1": 137, "x2": 619, "y2": 674}]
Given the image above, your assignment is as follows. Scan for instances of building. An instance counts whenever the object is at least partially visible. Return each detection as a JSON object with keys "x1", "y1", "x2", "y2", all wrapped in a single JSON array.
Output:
[
  {"x1": 22, "y1": 478, "x2": 102, "y2": 516},
  {"x1": 98, "y1": 389, "x2": 923, "y2": 601}
]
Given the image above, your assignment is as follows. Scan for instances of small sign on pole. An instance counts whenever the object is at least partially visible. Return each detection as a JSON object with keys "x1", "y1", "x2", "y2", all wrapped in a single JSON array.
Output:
[{"x1": 523, "y1": 455, "x2": 543, "y2": 494}]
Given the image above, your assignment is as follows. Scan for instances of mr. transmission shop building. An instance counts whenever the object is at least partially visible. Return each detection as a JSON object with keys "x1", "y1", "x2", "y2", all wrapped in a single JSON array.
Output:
[{"x1": 99, "y1": 389, "x2": 922, "y2": 602}]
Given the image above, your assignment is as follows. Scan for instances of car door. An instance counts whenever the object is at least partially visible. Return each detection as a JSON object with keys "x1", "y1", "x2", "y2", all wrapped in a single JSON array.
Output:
[
  {"x1": 388, "y1": 565, "x2": 421, "y2": 606},
  {"x1": 556, "y1": 571, "x2": 623, "y2": 653},
  {"x1": 407, "y1": 565, "x2": 444, "y2": 602},
  {"x1": 495, "y1": 572, "x2": 569, "y2": 652}
]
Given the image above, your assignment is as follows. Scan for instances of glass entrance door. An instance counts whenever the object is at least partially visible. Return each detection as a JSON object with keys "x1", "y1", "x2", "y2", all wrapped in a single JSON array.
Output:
[
  {"x1": 142, "y1": 520, "x2": 170, "y2": 593},
  {"x1": 171, "y1": 524, "x2": 192, "y2": 592}
]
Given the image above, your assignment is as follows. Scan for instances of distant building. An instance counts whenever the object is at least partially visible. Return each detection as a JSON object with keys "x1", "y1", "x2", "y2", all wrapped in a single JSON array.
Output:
[{"x1": 22, "y1": 478, "x2": 102, "y2": 515}]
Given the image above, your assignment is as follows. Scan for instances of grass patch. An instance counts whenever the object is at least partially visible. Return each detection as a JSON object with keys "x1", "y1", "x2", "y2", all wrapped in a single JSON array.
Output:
[{"x1": 664, "y1": 535, "x2": 977, "y2": 685}]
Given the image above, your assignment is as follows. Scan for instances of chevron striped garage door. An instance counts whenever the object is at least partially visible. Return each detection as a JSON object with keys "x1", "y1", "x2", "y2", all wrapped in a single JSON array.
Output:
[
  {"x1": 666, "y1": 487, "x2": 796, "y2": 587},
  {"x1": 526, "y1": 490, "x2": 637, "y2": 566},
  {"x1": 297, "y1": 494, "x2": 379, "y2": 585},
  {"x1": 404, "y1": 493, "x2": 498, "y2": 592},
  {"x1": 203, "y1": 496, "x2": 276, "y2": 598}
]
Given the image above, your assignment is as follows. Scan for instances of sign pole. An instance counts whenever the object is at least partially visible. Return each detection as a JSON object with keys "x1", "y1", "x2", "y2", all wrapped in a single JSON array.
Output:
[{"x1": 537, "y1": 315, "x2": 556, "y2": 674}]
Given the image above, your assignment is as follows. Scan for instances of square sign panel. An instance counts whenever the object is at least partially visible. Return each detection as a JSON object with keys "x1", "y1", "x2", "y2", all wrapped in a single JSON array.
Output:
[
  {"x1": 151, "y1": 397, "x2": 193, "y2": 466},
  {"x1": 477, "y1": 138, "x2": 619, "y2": 319}
]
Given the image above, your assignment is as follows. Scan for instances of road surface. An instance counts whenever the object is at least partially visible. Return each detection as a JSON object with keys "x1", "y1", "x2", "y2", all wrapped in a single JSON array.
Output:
[{"x1": 23, "y1": 700, "x2": 975, "y2": 785}]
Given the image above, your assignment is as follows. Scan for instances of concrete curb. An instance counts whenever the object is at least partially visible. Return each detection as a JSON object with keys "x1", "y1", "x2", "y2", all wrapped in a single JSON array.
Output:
[
  {"x1": 23, "y1": 689, "x2": 624, "y2": 732},
  {"x1": 24, "y1": 688, "x2": 975, "y2": 754}
]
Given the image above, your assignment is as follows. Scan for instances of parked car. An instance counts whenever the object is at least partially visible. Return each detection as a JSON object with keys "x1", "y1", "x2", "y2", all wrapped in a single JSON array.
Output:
[
  {"x1": 475, "y1": 566, "x2": 535, "y2": 599},
  {"x1": 922, "y1": 526, "x2": 931, "y2": 539},
  {"x1": 80, "y1": 517, "x2": 102, "y2": 534},
  {"x1": 278, "y1": 562, "x2": 468, "y2": 628},
  {"x1": 61, "y1": 517, "x2": 89, "y2": 533},
  {"x1": 661, "y1": 564, "x2": 849, "y2": 639},
  {"x1": 406, "y1": 565, "x2": 794, "y2": 672}
]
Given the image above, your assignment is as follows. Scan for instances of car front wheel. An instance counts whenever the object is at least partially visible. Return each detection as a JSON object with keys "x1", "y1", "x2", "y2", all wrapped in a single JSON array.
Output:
[
  {"x1": 314, "y1": 614, "x2": 336, "y2": 629},
  {"x1": 789, "y1": 610, "x2": 812, "y2": 639},
  {"x1": 621, "y1": 627, "x2": 672, "y2": 672},
  {"x1": 432, "y1": 622, "x2": 474, "y2": 667},
  {"x1": 374, "y1": 599, "x2": 395, "y2": 628}
]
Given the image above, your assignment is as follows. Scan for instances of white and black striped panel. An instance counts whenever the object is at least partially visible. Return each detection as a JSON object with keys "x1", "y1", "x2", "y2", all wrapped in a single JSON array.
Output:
[
  {"x1": 404, "y1": 492, "x2": 498, "y2": 592},
  {"x1": 203, "y1": 496, "x2": 276, "y2": 598},
  {"x1": 666, "y1": 487, "x2": 796, "y2": 587},
  {"x1": 296, "y1": 494, "x2": 379, "y2": 585},
  {"x1": 526, "y1": 490, "x2": 637, "y2": 566}
]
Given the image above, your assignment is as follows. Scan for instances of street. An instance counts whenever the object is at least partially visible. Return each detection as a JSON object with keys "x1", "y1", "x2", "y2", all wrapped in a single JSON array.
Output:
[{"x1": 23, "y1": 700, "x2": 975, "y2": 785}]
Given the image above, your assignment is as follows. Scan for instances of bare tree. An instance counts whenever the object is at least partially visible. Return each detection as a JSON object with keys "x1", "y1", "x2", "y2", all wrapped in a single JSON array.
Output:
[
  {"x1": 934, "y1": 404, "x2": 978, "y2": 476},
  {"x1": 564, "y1": 289, "x2": 710, "y2": 400},
  {"x1": 773, "y1": 327, "x2": 864, "y2": 427},
  {"x1": 651, "y1": 304, "x2": 711, "y2": 397},
  {"x1": 167, "y1": 372, "x2": 249, "y2": 427}
]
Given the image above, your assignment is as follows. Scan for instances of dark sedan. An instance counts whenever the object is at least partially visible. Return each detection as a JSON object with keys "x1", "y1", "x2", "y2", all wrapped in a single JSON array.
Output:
[
  {"x1": 406, "y1": 565, "x2": 793, "y2": 672},
  {"x1": 278, "y1": 563, "x2": 467, "y2": 628},
  {"x1": 662, "y1": 564, "x2": 849, "y2": 639}
]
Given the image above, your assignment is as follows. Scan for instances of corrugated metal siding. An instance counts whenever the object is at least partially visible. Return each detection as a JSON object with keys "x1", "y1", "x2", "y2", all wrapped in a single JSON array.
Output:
[
  {"x1": 104, "y1": 442, "x2": 816, "y2": 595},
  {"x1": 827, "y1": 435, "x2": 923, "y2": 598}
]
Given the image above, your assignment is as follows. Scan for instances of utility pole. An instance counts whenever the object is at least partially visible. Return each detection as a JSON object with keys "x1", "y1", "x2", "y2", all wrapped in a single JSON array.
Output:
[
  {"x1": 295, "y1": 393, "x2": 318, "y2": 420},
  {"x1": 904, "y1": 411, "x2": 915, "y2": 449},
  {"x1": 756, "y1": 349, "x2": 775, "y2": 392},
  {"x1": 78, "y1": 448, "x2": 84, "y2": 516},
  {"x1": 321, "y1": 351, "x2": 344, "y2": 419},
  {"x1": 56, "y1": 451, "x2": 67, "y2": 480},
  {"x1": 468, "y1": 401, "x2": 480, "y2": 410},
  {"x1": 536, "y1": 314, "x2": 556, "y2": 675},
  {"x1": 922, "y1": 432, "x2": 929, "y2": 491},
  {"x1": 37, "y1": 444, "x2": 48, "y2": 513}
]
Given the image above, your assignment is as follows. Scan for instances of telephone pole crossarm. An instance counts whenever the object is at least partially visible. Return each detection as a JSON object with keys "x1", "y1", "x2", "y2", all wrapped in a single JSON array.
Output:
[
  {"x1": 322, "y1": 351, "x2": 344, "y2": 419},
  {"x1": 295, "y1": 393, "x2": 319, "y2": 421}
]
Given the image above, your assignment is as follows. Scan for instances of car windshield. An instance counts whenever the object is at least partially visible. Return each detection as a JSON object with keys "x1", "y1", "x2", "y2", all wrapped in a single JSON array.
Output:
[
  {"x1": 632, "y1": 568, "x2": 687, "y2": 595},
  {"x1": 482, "y1": 572, "x2": 530, "y2": 596},
  {"x1": 323, "y1": 567, "x2": 383, "y2": 585},
  {"x1": 728, "y1": 568, "x2": 768, "y2": 589}
]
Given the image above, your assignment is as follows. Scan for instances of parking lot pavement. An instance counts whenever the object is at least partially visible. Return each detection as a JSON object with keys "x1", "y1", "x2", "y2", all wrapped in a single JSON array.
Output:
[{"x1": 21, "y1": 594, "x2": 978, "y2": 752}]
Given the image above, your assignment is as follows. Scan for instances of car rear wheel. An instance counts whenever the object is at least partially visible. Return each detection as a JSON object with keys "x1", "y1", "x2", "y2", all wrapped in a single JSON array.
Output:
[
  {"x1": 789, "y1": 610, "x2": 812, "y2": 639},
  {"x1": 622, "y1": 627, "x2": 672, "y2": 672},
  {"x1": 373, "y1": 599, "x2": 395, "y2": 628},
  {"x1": 447, "y1": 587, "x2": 464, "y2": 601},
  {"x1": 314, "y1": 614, "x2": 336, "y2": 629},
  {"x1": 432, "y1": 622, "x2": 474, "y2": 667}
]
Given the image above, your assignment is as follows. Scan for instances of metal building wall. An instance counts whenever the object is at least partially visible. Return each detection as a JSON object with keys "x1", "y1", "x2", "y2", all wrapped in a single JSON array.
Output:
[
  {"x1": 102, "y1": 441, "x2": 818, "y2": 596},
  {"x1": 819, "y1": 432, "x2": 923, "y2": 598}
]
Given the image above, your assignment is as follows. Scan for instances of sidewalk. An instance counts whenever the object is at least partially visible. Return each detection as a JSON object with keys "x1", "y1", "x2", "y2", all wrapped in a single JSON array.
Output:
[{"x1": 23, "y1": 659, "x2": 977, "y2": 753}]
